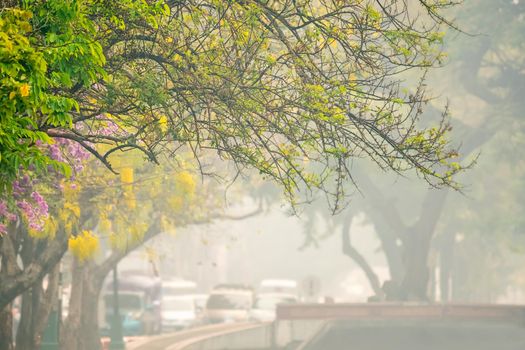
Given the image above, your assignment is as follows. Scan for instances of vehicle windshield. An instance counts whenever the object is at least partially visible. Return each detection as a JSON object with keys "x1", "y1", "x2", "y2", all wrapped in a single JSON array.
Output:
[
  {"x1": 163, "y1": 298, "x2": 194, "y2": 311},
  {"x1": 104, "y1": 294, "x2": 142, "y2": 312},
  {"x1": 253, "y1": 296, "x2": 296, "y2": 310},
  {"x1": 206, "y1": 293, "x2": 252, "y2": 310}
]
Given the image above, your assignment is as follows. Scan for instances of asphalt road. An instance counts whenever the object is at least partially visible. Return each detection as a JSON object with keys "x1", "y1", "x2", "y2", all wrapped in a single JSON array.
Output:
[{"x1": 128, "y1": 323, "x2": 258, "y2": 350}]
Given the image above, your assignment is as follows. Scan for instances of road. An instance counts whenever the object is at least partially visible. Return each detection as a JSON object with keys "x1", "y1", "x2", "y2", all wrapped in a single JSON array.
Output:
[{"x1": 127, "y1": 323, "x2": 261, "y2": 350}]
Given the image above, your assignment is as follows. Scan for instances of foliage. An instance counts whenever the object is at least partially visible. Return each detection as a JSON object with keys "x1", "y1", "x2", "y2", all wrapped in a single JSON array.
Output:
[
  {"x1": 68, "y1": 230, "x2": 99, "y2": 262},
  {"x1": 0, "y1": 3, "x2": 103, "y2": 190},
  {"x1": 1, "y1": 0, "x2": 465, "y2": 213}
]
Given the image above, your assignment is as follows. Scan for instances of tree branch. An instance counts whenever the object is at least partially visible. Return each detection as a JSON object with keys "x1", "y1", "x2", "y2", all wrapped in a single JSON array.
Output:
[{"x1": 341, "y1": 214, "x2": 384, "y2": 298}]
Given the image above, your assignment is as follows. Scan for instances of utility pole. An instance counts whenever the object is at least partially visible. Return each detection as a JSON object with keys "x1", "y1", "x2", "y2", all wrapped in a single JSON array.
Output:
[{"x1": 109, "y1": 265, "x2": 125, "y2": 350}]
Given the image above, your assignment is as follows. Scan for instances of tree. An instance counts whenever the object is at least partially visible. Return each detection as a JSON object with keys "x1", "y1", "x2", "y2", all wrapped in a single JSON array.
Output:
[
  {"x1": 432, "y1": 0, "x2": 525, "y2": 301},
  {"x1": 57, "y1": 151, "x2": 262, "y2": 350},
  {"x1": 0, "y1": 140, "x2": 93, "y2": 350},
  {"x1": 0, "y1": 0, "x2": 465, "y2": 208},
  {"x1": 0, "y1": 1, "x2": 472, "y2": 342},
  {"x1": 301, "y1": 0, "x2": 525, "y2": 302},
  {"x1": 1, "y1": 0, "x2": 468, "y2": 316}
]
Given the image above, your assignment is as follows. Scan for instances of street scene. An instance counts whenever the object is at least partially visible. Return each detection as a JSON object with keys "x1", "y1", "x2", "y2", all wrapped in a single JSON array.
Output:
[{"x1": 1, "y1": 0, "x2": 525, "y2": 349}]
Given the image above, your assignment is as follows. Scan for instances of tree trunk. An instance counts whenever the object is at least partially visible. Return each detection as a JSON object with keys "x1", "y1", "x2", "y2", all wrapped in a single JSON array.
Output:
[
  {"x1": 400, "y1": 227, "x2": 433, "y2": 301},
  {"x1": 15, "y1": 289, "x2": 36, "y2": 350},
  {"x1": 34, "y1": 264, "x2": 60, "y2": 349},
  {"x1": 0, "y1": 225, "x2": 18, "y2": 350},
  {"x1": 375, "y1": 225, "x2": 404, "y2": 284},
  {"x1": 399, "y1": 190, "x2": 448, "y2": 301},
  {"x1": 78, "y1": 264, "x2": 105, "y2": 350},
  {"x1": 14, "y1": 236, "x2": 61, "y2": 350},
  {"x1": 60, "y1": 259, "x2": 85, "y2": 350},
  {"x1": 62, "y1": 260, "x2": 106, "y2": 350},
  {"x1": 0, "y1": 304, "x2": 14, "y2": 350},
  {"x1": 439, "y1": 230, "x2": 455, "y2": 302},
  {"x1": 0, "y1": 232, "x2": 68, "y2": 310}
]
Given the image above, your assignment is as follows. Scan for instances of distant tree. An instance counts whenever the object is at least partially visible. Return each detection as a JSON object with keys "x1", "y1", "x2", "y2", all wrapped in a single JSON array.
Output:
[
  {"x1": 301, "y1": 0, "x2": 525, "y2": 302},
  {"x1": 435, "y1": 0, "x2": 525, "y2": 301}
]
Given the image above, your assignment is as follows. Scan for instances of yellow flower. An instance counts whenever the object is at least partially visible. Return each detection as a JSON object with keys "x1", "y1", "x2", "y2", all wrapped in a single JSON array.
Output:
[
  {"x1": 158, "y1": 115, "x2": 168, "y2": 133},
  {"x1": 120, "y1": 167, "x2": 133, "y2": 184},
  {"x1": 175, "y1": 171, "x2": 196, "y2": 197},
  {"x1": 19, "y1": 84, "x2": 30, "y2": 97},
  {"x1": 169, "y1": 196, "x2": 184, "y2": 211},
  {"x1": 124, "y1": 194, "x2": 136, "y2": 210},
  {"x1": 99, "y1": 218, "x2": 112, "y2": 232},
  {"x1": 165, "y1": 37, "x2": 173, "y2": 43},
  {"x1": 68, "y1": 230, "x2": 99, "y2": 262}
]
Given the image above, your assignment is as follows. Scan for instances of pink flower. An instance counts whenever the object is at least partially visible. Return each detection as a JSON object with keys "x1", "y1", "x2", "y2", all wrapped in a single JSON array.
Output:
[
  {"x1": 0, "y1": 201, "x2": 8, "y2": 216},
  {"x1": 16, "y1": 191, "x2": 49, "y2": 231},
  {"x1": 0, "y1": 201, "x2": 17, "y2": 223}
]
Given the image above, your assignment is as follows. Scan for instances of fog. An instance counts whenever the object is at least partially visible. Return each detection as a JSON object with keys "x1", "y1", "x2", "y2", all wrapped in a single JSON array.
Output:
[
  {"x1": 2, "y1": 0, "x2": 525, "y2": 349},
  {"x1": 123, "y1": 202, "x2": 385, "y2": 300},
  {"x1": 110, "y1": 1, "x2": 525, "y2": 347}
]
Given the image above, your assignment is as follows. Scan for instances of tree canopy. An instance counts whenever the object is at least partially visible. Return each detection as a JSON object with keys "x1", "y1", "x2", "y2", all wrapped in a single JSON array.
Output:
[{"x1": 1, "y1": 0, "x2": 463, "y2": 213}]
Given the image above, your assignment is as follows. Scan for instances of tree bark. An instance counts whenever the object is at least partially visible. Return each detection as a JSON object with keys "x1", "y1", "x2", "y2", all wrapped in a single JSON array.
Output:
[
  {"x1": 15, "y1": 288, "x2": 36, "y2": 350},
  {"x1": 35, "y1": 264, "x2": 60, "y2": 349},
  {"x1": 78, "y1": 270, "x2": 104, "y2": 350},
  {"x1": 0, "y1": 232, "x2": 68, "y2": 310},
  {"x1": 14, "y1": 232, "x2": 61, "y2": 350},
  {"x1": 61, "y1": 259, "x2": 86, "y2": 350},
  {"x1": 63, "y1": 219, "x2": 162, "y2": 350},
  {"x1": 0, "y1": 224, "x2": 20, "y2": 350},
  {"x1": 400, "y1": 189, "x2": 448, "y2": 301},
  {"x1": 353, "y1": 167, "x2": 405, "y2": 283},
  {"x1": 341, "y1": 215, "x2": 384, "y2": 298},
  {"x1": 0, "y1": 305, "x2": 14, "y2": 350}
]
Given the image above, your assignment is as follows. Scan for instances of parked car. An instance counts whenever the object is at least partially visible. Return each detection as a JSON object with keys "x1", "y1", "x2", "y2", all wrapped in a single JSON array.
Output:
[
  {"x1": 161, "y1": 295, "x2": 197, "y2": 331},
  {"x1": 203, "y1": 286, "x2": 254, "y2": 324},
  {"x1": 249, "y1": 293, "x2": 298, "y2": 322}
]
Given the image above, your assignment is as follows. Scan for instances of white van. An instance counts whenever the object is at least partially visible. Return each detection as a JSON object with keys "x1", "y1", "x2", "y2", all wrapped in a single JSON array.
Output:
[
  {"x1": 203, "y1": 286, "x2": 254, "y2": 324},
  {"x1": 161, "y1": 295, "x2": 197, "y2": 331}
]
